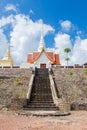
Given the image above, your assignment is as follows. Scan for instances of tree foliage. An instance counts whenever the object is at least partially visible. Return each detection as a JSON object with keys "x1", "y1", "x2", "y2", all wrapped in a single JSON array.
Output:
[
  {"x1": 64, "y1": 48, "x2": 71, "y2": 67},
  {"x1": 64, "y1": 48, "x2": 71, "y2": 53}
]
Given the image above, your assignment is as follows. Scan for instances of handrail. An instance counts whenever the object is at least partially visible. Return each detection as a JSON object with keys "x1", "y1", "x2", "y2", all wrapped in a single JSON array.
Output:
[
  {"x1": 49, "y1": 72, "x2": 70, "y2": 112},
  {"x1": 26, "y1": 74, "x2": 35, "y2": 100},
  {"x1": 49, "y1": 74, "x2": 59, "y2": 106}
]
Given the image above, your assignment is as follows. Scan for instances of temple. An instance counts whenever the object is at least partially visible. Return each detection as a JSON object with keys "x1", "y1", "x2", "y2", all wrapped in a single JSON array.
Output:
[
  {"x1": 0, "y1": 43, "x2": 14, "y2": 66},
  {"x1": 25, "y1": 33, "x2": 60, "y2": 68}
]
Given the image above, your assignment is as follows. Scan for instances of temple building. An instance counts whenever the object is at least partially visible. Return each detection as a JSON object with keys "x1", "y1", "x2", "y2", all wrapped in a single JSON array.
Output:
[
  {"x1": 21, "y1": 33, "x2": 60, "y2": 68},
  {"x1": 0, "y1": 43, "x2": 14, "y2": 66}
]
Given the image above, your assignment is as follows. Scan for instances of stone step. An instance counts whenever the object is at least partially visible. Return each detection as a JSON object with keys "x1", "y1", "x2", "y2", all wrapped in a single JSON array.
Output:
[
  {"x1": 31, "y1": 93, "x2": 51, "y2": 95},
  {"x1": 30, "y1": 98, "x2": 53, "y2": 100},
  {"x1": 25, "y1": 68, "x2": 59, "y2": 111},
  {"x1": 25, "y1": 106, "x2": 58, "y2": 108},
  {"x1": 32, "y1": 87, "x2": 51, "y2": 90},
  {"x1": 30, "y1": 100, "x2": 53, "y2": 102},
  {"x1": 29, "y1": 101, "x2": 53, "y2": 103},
  {"x1": 31, "y1": 93, "x2": 52, "y2": 95},
  {"x1": 30, "y1": 97, "x2": 53, "y2": 99},
  {"x1": 36, "y1": 69, "x2": 48, "y2": 75},
  {"x1": 24, "y1": 106, "x2": 59, "y2": 111},
  {"x1": 27, "y1": 103, "x2": 57, "y2": 107},
  {"x1": 24, "y1": 108, "x2": 58, "y2": 111},
  {"x1": 30, "y1": 95, "x2": 52, "y2": 97}
]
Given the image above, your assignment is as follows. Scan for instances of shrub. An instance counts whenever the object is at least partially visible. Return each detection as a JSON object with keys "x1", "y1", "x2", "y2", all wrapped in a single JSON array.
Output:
[
  {"x1": 13, "y1": 89, "x2": 27, "y2": 99},
  {"x1": 82, "y1": 86, "x2": 87, "y2": 97},
  {"x1": 84, "y1": 68, "x2": 87, "y2": 74},
  {"x1": 69, "y1": 71, "x2": 73, "y2": 76},
  {"x1": 58, "y1": 92, "x2": 62, "y2": 98},
  {"x1": 14, "y1": 77, "x2": 20, "y2": 86}
]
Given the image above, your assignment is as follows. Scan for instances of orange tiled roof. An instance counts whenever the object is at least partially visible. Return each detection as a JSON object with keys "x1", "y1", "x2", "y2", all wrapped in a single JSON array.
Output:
[
  {"x1": 32, "y1": 48, "x2": 55, "y2": 63},
  {"x1": 54, "y1": 54, "x2": 60, "y2": 65},
  {"x1": 27, "y1": 48, "x2": 60, "y2": 65}
]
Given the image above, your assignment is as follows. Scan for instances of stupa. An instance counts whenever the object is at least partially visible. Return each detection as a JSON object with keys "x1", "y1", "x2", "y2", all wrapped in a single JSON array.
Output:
[{"x1": 0, "y1": 43, "x2": 14, "y2": 66}]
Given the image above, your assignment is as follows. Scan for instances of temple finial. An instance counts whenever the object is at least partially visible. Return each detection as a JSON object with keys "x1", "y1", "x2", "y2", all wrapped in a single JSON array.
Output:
[
  {"x1": 38, "y1": 25, "x2": 45, "y2": 52},
  {"x1": 40, "y1": 25, "x2": 44, "y2": 44},
  {"x1": 5, "y1": 42, "x2": 11, "y2": 59},
  {"x1": 3, "y1": 42, "x2": 13, "y2": 62}
]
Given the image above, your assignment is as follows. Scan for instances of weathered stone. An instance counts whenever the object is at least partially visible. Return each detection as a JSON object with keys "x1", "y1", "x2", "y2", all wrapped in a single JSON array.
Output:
[
  {"x1": 52, "y1": 67, "x2": 87, "y2": 110},
  {"x1": 0, "y1": 68, "x2": 32, "y2": 109}
]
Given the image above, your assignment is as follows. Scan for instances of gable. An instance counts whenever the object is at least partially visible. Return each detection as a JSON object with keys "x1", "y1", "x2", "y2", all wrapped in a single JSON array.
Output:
[
  {"x1": 36, "y1": 52, "x2": 51, "y2": 63},
  {"x1": 27, "y1": 50, "x2": 61, "y2": 65}
]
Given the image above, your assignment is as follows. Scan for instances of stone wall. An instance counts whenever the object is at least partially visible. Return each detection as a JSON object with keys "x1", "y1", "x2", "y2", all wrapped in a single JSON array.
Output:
[
  {"x1": 0, "y1": 67, "x2": 87, "y2": 110},
  {"x1": 0, "y1": 68, "x2": 32, "y2": 110},
  {"x1": 52, "y1": 67, "x2": 87, "y2": 110}
]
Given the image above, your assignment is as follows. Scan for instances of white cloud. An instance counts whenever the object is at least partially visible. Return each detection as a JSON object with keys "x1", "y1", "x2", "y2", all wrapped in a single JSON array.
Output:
[
  {"x1": 71, "y1": 36, "x2": 87, "y2": 65},
  {"x1": 9, "y1": 14, "x2": 54, "y2": 64},
  {"x1": 5, "y1": 4, "x2": 17, "y2": 12},
  {"x1": 0, "y1": 14, "x2": 54, "y2": 65},
  {"x1": 60, "y1": 20, "x2": 72, "y2": 31},
  {"x1": 29, "y1": 9, "x2": 34, "y2": 14},
  {"x1": 54, "y1": 33, "x2": 87, "y2": 65},
  {"x1": 54, "y1": 33, "x2": 72, "y2": 65},
  {"x1": 0, "y1": 15, "x2": 14, "y2": 28},
  {"x1": 0, "y1": 29, "x2": 8, "y2": 58},
  {"x1": 55, "y1": 33, "x2": 72, "y2": 49},
  {"x1": 56, "y1": 20, "x2": 87, "y2": 65},
  {"x1": 76, "y1": 30, "x2": 82, "y2": 35}
]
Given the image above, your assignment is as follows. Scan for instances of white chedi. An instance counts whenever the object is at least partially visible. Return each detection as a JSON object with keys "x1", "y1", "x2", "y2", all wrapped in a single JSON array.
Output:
[{"x1": 38, "y1": 34, "x2": 45, "y2": 52}]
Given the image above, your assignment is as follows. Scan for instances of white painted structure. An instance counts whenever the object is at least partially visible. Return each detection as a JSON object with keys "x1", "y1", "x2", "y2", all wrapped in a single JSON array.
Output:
[
  {"x1": 20, "y1": 30, "x2": 60, "y2": 68},
  {"x1": 33, "y1": 52, "x2": 51, "y2": 68}
]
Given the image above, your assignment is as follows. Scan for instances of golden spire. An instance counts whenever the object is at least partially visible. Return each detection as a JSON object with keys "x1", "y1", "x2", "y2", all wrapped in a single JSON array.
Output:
[
  {"x1": 2, "y1": 42, "x2": 14, "y2": 65},
  {"x1": 5, "y1": 43, "x2": 11, "y2": 59},
  {"x1": 3, "y1": 43, "x2": 11, "y2": 60}
]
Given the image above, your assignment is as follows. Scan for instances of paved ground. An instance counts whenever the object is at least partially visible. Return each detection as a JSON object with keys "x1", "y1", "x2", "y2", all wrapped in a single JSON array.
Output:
[{"x1": 0, "y1": 110, "x2": 87, "y2": 130}]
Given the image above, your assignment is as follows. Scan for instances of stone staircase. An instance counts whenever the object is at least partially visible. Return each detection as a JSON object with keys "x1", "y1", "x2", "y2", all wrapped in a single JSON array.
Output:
[{"x1": 24, "y1": 68, "x2": 59, "y2": 110}]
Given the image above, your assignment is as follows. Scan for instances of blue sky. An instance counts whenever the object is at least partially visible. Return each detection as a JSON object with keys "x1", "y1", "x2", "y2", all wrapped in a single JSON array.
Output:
[{"x1": 0, "y1": 0, "x2": 87, "y2": 65}]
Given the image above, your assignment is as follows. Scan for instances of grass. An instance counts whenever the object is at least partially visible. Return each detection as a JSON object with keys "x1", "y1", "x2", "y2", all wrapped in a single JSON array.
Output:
[
  {"x1": 13, "y1": 89, "x2": 27, "y2": 99},
  {"x1": 14, "y1": 77, "x2": 20, "y2": 86},
  {"x1": 69, "y1": 71, "x2": 73, "y2": 76},
  {"x1": 84, "y1": 68, "x2": 87, "y2": 74},
  {"x1": 82, "y1": 86, "x2": 87, "y2": 97}
]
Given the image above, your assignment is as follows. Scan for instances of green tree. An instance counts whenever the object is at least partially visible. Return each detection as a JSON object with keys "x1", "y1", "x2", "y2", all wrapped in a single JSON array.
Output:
[
  {"x1": 64, "y1": 48, "x2": 71, "y2": 67},
  {"x1": 65, "y1": 57, "x2": 70, "y2": 66}
]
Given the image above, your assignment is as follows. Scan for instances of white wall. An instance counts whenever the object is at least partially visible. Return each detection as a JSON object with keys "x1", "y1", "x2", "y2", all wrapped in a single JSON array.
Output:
[{"x1": 34, "y1": 52, "x2": 51, "y2": 68}]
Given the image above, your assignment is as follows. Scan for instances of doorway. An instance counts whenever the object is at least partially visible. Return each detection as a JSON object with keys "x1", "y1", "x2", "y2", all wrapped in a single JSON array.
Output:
[{"x1": 40, "y1": 64, "x2": 46, "y2": 68}]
